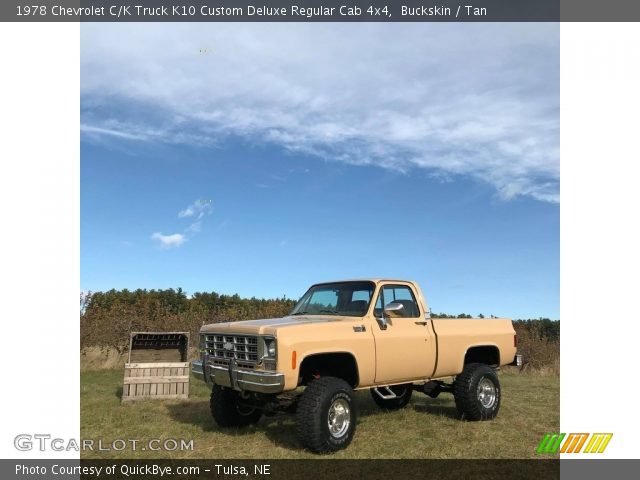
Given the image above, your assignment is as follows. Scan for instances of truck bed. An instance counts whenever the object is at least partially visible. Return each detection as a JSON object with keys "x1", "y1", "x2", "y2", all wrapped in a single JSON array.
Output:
[{"x1": 431, "y1": 318, "x2": 517, "y2": 378}]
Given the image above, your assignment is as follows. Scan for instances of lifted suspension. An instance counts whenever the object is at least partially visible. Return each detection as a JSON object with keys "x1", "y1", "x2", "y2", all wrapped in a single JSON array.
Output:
[
  {"x1": 416, "y1": 380, "x2": 454, "y2": 398},
  {"x1": 237, "y1": 391, "x2": 300, "y2": 415}
]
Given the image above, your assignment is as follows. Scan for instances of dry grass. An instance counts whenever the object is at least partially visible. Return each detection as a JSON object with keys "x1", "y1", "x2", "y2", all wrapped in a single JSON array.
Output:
[
  {"x1": 81, "y1": 370, "x2": 558, "y2": 459},
  {"x1": 513, "y1": 325, "x2": 559, "y2": 372},
  {"x1": 81, "y1": 346, "x2": 128, "y2": 371}
]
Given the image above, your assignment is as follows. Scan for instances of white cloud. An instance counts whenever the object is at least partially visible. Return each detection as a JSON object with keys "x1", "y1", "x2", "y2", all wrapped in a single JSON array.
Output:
[
  {"x1": 178, "y1": 200, "x2": 213, "y2": 219},
  {"x1": 178, "y1": 206, "x2": 195, "y2": 218},
  {"x1": 185, "y1": 221, "x2": 202, "y2": 234},
  {"x1": 151, "y1": 201, "x2": 212, "y2": 249},
  {"x1": 151, "y1": 232, "x2": 185, "y2": 249},
  {"x1": 81, "y1": 23, "x2": 559, "y2": 202}
]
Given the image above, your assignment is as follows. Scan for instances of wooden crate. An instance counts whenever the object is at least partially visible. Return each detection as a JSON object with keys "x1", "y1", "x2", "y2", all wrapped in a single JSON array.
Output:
[
  {"x1": 122, "y1": 362, "x2": 190, "y2": 402},
  {"x1": 121, "y1": 332, "x2": 190, "y2": 403}
]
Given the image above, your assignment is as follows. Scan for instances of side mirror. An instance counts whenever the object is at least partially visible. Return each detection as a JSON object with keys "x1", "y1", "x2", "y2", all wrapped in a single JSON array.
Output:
[{"x1": 384, "y1": 302, "x2": 405, "y2": 317}]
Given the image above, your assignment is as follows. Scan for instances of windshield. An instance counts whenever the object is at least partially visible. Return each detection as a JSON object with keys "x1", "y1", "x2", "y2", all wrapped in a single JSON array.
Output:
[{"x1": 290, "y1": 281, "x2": 375, "y2": 317}]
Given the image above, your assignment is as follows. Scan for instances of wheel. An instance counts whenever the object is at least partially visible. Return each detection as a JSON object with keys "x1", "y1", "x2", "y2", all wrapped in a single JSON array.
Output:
[
  {"x1": 296, "y1": 376, "x2": 357, "y2": 453},
  {"x1": 453, "y1": 363, "x2": 501, "y2": 421},
  {"x1": 370, "y1": 384, "x2": 413, "y2": 410},
  {"x1": 210, "y1": 385, "x2": 262, "y2": 427}
]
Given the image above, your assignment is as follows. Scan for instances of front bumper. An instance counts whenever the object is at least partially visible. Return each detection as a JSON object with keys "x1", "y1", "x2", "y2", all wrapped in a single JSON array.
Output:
[{"x1": 191, "y1": 359, "x2": 285, "y2": 394}]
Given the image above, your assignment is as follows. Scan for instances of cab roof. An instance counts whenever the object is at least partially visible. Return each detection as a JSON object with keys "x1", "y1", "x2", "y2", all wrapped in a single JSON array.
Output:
[{"x1": 312, "y1": 279, "x2": 417, "y2": 285}]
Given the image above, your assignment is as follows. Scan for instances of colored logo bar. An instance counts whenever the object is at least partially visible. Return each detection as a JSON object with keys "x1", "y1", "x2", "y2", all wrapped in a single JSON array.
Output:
[{"x1": 536, "y1": 433, "x2": 612, "y2": 454}]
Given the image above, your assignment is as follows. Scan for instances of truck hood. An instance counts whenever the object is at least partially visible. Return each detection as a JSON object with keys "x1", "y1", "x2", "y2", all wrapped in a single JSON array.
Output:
[{"x1": 200, "y1": 315, "x2": 340, "y2": 335}]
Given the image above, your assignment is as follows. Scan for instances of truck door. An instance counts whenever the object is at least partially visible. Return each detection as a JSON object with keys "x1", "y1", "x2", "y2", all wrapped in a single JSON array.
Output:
[{"x1": 371, "y1": 283, "x2": 436, "y2": 383}]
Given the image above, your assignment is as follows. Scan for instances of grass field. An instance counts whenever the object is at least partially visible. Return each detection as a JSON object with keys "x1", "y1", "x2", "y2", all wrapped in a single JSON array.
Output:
[{"x1": 80, "y1": 370, "x2": 558, "y2": 459}]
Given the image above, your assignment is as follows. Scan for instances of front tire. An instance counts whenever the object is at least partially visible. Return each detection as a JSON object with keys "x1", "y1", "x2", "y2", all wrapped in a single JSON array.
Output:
[
  {"x1": 296, "y1": 376, "x2": 357, "y2": 453},
  {"x1": 453, "y1": 363, "x2": 501, "y2": 420},
  {"x1": 370, "y1": 384, "x2": 413, "y2": 410},
  {"x1": 210, "y1": 385, "x2": 262, "y2": 427}
]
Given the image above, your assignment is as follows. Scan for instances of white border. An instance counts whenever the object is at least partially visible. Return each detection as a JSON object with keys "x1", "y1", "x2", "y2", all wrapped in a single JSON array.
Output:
[
  {"x1": 561, "y1": 23, "x2": 640, "y2": 458},
  {"x1": 0, "y1": 23, "x2": 80, "y2": 459}
]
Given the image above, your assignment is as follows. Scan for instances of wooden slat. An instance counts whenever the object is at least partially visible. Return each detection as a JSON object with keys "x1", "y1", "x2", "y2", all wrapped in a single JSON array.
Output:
[
  {"x1": 130, "y1": 349, "x2": 183, "y2": 363},
  {"x1": 122, "y1": 394, "x2": 186, "y2": 402},
  {"x1": 123, "y1": 376, "x2": 189, "y2": 385},
  {"x1": 125, "y1": 362, "x2": 189, "y2": 369},
  {"x1": 122, "y1": 359, "x2": 190, "y2": 402}
]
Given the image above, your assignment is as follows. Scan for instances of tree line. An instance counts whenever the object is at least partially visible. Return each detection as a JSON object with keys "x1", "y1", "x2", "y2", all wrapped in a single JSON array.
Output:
[
  {"x1": 81, "y1": 288, "x2": 559, "y2": 369},
  {"x1": 432, "y1": 312, "x2": 559, "y2": 342},
  {"x1": 80, "y1": 288, "x2": 296, "y2": 352}
]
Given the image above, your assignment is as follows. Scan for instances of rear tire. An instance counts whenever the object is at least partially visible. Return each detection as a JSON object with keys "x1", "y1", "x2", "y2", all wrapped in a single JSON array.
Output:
[
  {"x1": 210, "y1": 385, "x2": 262, "y2": 427},
  {"x1": 370, "y1": 384, "x2": 413, "y2": 410},
  {"x1": 453, "y1": 363, "x2": 501, "y2": 421},
  {"x1": 296, "y1": 376, "x2": 356, "y2": 453}
]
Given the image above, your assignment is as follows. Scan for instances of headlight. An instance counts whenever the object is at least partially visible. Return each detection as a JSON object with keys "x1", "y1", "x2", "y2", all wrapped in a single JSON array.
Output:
[{"x1": 264, "y1": 338, "x2": 276, "y2": 358}]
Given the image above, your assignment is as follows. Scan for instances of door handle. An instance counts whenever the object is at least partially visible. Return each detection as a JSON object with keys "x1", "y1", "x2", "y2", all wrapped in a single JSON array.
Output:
[{"x1": 414, "y1": 321, "x2": 428, "y2": 326}]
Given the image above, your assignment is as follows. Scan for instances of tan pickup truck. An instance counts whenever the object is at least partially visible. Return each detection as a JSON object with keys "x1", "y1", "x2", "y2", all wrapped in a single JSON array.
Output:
[{"x1": 193, "y1": 279, "x2": 522, "y2": 453}]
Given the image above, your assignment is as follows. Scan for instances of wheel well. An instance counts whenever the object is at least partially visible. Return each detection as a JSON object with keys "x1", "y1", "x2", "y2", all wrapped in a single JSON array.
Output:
[
  {"x1": 464, "y1": 346, "x2": 500, "y2": 367},
  {"x1": 298, "y1": 352, "x2": 359, "y2": 388}
]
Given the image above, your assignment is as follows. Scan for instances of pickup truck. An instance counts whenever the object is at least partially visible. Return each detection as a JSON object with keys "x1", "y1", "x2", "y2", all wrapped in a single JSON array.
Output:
[{"x1": 192, "y1": 279, "x2": 522, "y2": 453}]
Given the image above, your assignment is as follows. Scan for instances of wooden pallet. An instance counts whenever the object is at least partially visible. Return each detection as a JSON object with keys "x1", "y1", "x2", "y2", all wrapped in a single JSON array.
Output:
[{"x1": 122, "y1": 362, "x2": 190, "y2": 402}]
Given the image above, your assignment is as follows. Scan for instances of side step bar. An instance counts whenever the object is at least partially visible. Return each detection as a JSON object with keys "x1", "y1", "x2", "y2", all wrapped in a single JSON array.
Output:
[{"x1": 372, "y1": 386, "x2": 398, "y2": 400}]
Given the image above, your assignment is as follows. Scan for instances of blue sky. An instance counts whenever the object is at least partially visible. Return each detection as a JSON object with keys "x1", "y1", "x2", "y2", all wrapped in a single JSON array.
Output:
[{"x1": 81, "y1": 23, "x2": 559, "y2": 319}]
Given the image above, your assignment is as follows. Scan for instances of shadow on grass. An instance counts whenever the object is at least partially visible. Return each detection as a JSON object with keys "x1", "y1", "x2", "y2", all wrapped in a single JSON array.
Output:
[
  {"x1": 164, "y1": 390, "x2": 461, "y2": 452},
  {"x1": 115, "y1": 386, "x2": 123, "y2": 401},
  {"x1": 166, "y1": 401, "x2": 219, "y2": 431},
  {"x1": 262, "y1": 417, "x2": 300, "y2": 450},
  {"x1": 165, "y1": 400, "x2": 302, "y2": 450},
  {"x1": 355, "y1": 390, "x2": 461, "y2": 420},
  {"x1": 409, "y1": 396, "x2": 461, "y2": 420}
]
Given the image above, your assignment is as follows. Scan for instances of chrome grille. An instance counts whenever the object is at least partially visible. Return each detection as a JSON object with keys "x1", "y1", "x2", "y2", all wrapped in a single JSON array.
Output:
[
  {"x1": 211, "y1": 358, "x2": 256, "y2": 370},
  {"x1": 205, "y1": 334, "x2": 259, "y2": 363}
]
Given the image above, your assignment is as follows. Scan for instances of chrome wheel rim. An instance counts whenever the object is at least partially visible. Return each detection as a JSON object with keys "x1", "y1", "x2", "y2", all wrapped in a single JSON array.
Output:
[
  {"x1": 477, "y1": 378, "x2": 496, "y2": 408},
  {"x1": 327, "y1": 398, "x2": 351, "y2": 438}
]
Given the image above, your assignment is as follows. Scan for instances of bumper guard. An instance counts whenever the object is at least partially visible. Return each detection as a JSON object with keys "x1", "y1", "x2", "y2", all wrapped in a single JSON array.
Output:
[{"x1": 191, "y1": 359, "x2": 284, "y2": 394}]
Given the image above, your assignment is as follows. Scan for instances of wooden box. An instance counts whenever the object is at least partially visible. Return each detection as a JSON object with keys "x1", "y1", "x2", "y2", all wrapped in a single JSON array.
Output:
[{"x1": 122, "y1": 332, "x2": 190, "y2": 402}]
